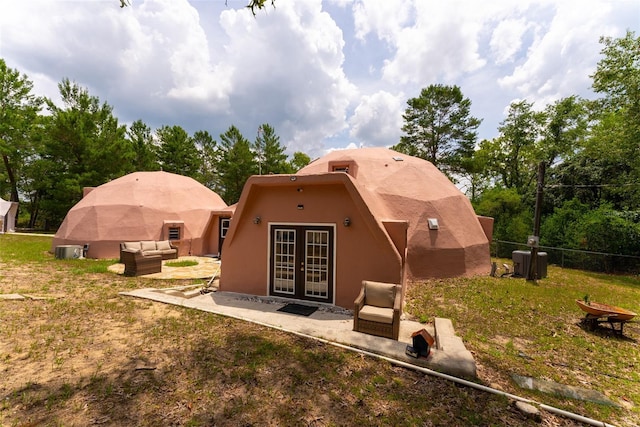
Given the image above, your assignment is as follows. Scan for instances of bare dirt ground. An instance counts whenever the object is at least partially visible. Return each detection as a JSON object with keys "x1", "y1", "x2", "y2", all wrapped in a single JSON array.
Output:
[{"x1": 0, "y1": 257, "x2": 582, "y2": 426}]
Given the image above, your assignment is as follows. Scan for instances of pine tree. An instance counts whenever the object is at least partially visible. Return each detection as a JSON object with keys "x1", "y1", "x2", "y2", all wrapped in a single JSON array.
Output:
[{"x1": 216, "y1": 125, "x2": 257, "y2": 204}]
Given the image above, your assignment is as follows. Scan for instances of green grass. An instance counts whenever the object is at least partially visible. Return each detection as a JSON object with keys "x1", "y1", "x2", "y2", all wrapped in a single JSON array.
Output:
[
  {"x1": 406, "y1": 261, "x2": 640, "y2": 422},
  {"x1": 0, "y1": 234, "x2": 53, "y2": 263},
  {"x1": 164, "y1": 259, "x2": 199, "y2": 268}
]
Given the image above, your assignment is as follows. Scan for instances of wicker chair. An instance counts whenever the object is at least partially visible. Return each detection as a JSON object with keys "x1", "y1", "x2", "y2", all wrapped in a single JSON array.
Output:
[
  {"x1": 353, "y1": 280, "x2": 401, "y2": 340},
  {"x1": 121, "y1": 249, "x2": 162, "y2": 277}
]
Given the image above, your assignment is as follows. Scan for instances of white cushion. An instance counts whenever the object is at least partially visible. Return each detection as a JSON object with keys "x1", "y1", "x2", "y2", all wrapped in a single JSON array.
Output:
[
  {"x1": 156, "y1": 240, "x2": 172, "y2": 250},
  {"x1": 358, "y1": 305, "x2": 394, "y2": 324},
  {"x1": 364, "y1": 281, "x2": 396, "y2": 308},
  {"x1": 123, "y1": 241, "x2": 141, "y2": 251},
  {"x1": 141, "y1": 241, "x2": 157, "y2": 251}
]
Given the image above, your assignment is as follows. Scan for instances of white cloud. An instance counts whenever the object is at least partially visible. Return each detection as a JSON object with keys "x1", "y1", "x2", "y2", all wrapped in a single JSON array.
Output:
[
  {"x1": 352, "y1": 0, "x2": 414, "y2": 44},
  {"x1": 217, "y1": 0, "x2": 357, "y2": 154},
  {"x1": 361, "y1": 0, "x2": 490, "y2": 85},
  {"x1": 349, "y1": 91, "x2": 404, "y2": 147},
  {"x1": 490, "y1": 18, "x2": 530, "y2": 65},
  {"x1": 1, "y1": 0, "x2": 232, "y2": 119},
  {"x1": 497, "y1": 1, "x2": 633, "y2": 108}
]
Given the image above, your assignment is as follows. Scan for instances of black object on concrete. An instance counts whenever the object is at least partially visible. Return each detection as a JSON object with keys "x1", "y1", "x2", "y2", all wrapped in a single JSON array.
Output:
[{"x1": 277, "y1": 303, "x2": 318, "y2": 317}]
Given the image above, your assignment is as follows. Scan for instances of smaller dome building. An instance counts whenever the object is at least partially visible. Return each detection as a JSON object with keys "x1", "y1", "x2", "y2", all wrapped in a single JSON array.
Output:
[{"x1": 52, "y1": 171, "x2": 229, "y2": 259}]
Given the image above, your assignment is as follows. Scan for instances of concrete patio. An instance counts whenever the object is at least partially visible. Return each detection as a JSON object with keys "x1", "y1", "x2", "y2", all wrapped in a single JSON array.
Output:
[{"x1": 114, "y1": 257, "x2": 477, "y2": 379}]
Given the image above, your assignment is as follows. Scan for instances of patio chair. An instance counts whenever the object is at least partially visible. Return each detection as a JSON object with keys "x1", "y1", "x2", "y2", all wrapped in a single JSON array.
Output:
[
  {"x1": 121, "y1": 249, "x2": 162, "y2": 277},
  {"x1": 353, "y1": 280, "x2": 401, "y2": 340}
]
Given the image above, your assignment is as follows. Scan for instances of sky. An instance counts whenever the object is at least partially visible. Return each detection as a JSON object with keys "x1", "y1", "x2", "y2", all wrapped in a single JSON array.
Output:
[{"x1": 1, "y1": 0, "x2": 638, "y2": 158}]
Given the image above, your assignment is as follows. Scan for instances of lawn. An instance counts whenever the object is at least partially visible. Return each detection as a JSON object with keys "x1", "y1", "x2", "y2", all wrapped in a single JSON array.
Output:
[
  {"x1": 1, "y1": 233, "x2": 638, "y2": 426},
  {"x1": 406, "y1": 263, "x2": 640, "y2": 426}
]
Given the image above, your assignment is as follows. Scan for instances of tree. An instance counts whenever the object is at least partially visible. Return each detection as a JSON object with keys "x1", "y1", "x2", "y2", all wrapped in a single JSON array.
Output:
[
  {"x1": 156, "y1": 125, "x2": 201, "y2": 178},
  {"x1": 216, "y1": 125, "x2": 257, "y2": 204},
  {"x1": 126, "y1": 119, "x2": 158, "y2": 172},
  {"x1": 393, "y1": 84, "x2": 481, "y2": 177},
  {"x1": 482, "y1": 100, "x2": 544, "y2": 194},
  {"x1": 591, "y1": 31, "x2": 639, "y2": 114},
  {"x1": 37, "y1": 79, "x2": 132, "y2": 228},
  {"x1": 253, "y1": 124, "x2": 290, "y2": 174},
  {"x1": 539, "y1": 96, "x2": 588, "y2": 166},
  {"x1": 289, "y1": 151, "x2": 311, "y2": 172},
  {"x1": 0, "y1": 59, "x2": 43, "y2": 206},
  {"x1": 457, "y1": 145, "x2": 492, "y2": 203},
  {"x1": 545, "y1": 153, "x2": 608, "y2": 209},
  {"x1": 585, "y1": 30, "x2": 640, "y2": 209},
  {"x1": 193, "y1": 130, "x2": 218, "y2": 190},
  {"x1": 473, "y1": 186, "x2": 531, "y2": 249}
]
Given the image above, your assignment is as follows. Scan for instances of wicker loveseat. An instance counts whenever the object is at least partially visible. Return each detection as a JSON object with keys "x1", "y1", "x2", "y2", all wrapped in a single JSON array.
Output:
[
  {"x1": 120, "y1": 250, "x2": 162, "y2": 276},
  {"x1": 119, "y1": 240, "x2": 178, "y2": 261},
  {"x1": 353, "y1": 280, "x2": 402, "y2": 340}
]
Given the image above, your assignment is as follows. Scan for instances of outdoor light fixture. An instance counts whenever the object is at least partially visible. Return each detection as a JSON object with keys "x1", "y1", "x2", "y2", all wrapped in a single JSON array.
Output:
[
  {"x1": 297, "y1": 187, "x2": 303, "y2": 192},
  {"x1": 427, "y1": 218, "x2": 439, "y2": 230},
  {"x1": 253, "y1": 216, "x2": 261, "y2": 224},
  {"x1": 290, "y1": 176, "x2": 297, "y2": 181},
  {"x1": 343, "y1": 217, "x2": 351, "y2": 227},
  {"x1": 297, "y1": 204, "x2": 304, "y2": 210}
]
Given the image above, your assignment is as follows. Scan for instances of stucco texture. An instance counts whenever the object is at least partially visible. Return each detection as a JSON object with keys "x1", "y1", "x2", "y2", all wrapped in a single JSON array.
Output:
[
  {"x1": 298, "y1": 147, "x2": 492, "y2": 281},
  {"x1": 220, "y1": 147, "x2": 492, "y2": 309},
  {"x1": 52, "y1": 171, "x2": 227, "y2": 259}
]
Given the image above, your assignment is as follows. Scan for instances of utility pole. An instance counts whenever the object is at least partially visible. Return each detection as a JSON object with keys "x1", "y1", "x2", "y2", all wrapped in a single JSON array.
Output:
[
  {"x1": 527, "y1": 162, "x2": 546, "y2": 281},
  {"x1": 256, "y1": 125, "x2": 263, "y2": 175}
]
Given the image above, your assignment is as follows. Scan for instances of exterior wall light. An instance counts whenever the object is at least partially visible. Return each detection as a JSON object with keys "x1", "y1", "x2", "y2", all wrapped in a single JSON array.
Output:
[
  {"x1": 297, "y1": 204, "x2": 304, "y2": 210},
  {"x1": 343, "y1": 217, "x2": 351, "y2": 227},
  {"x1": 253, "y1": 216, "x2": 261, "y2": 224},
  {"x1": 427, "y1": 218, "x2": 439, "y2": 230}
]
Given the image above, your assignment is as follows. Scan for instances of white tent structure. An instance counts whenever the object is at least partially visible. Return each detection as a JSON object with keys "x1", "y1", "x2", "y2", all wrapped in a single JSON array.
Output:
[{"x1": 0, "y1": 197, "x2": 19, "y2": 233}]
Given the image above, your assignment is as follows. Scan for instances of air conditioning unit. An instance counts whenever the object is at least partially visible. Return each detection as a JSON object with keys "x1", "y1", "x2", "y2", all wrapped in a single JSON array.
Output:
[
  {"x1": 512, "y1": 250, "x2": 548, "y2": 278},
  {"x1": 55, "y1": 245, "x2": 83, "y2": 259}
]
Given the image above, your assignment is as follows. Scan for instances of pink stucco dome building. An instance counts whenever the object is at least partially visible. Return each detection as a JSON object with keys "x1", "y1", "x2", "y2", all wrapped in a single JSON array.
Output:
[
  {"x1": 219, "y1": 147, "x2": 493, "y2": 309},
  {"x1": 52, "y1": 171, "x2": 228, "y2": 259}
]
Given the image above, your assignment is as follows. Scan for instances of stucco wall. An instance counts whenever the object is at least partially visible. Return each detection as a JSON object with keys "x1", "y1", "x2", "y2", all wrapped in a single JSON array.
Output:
[{"x1": 219, "y1": 180, "x2": 404, "y2": 309}]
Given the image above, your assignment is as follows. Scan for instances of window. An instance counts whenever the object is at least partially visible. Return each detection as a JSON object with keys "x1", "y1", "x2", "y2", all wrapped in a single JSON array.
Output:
[
  {"x1": 168, "y1": 227, "x2": 181, "y2": 240},
  {"x1": 163, "y1": 220, "x2": 185, "y2": 241},
  {"x1": 220, "y1": 218, "x2": 231, "y2": 238}
]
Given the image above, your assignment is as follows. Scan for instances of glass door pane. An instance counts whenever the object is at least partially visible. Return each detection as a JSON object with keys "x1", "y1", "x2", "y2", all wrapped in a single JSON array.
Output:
[
  {"x1": 304, "y1": 230, "x2": 329, "y2": 298},
  {"x1": 273, "y1": 229, "x2": 296, "y2": 294}
]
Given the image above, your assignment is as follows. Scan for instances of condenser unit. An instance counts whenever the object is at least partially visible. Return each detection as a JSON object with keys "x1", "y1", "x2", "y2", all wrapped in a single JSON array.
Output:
[
  {"x1": 55, "y1": 245, "x2": 83, "y2": 259},
  {"x1": 512, "y1": 250, "x2": 548, "y2": 278}
]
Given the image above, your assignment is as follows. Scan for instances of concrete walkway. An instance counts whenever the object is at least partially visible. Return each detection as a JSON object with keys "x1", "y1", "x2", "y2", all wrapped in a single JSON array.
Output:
[{"x1": 120, "y1": 284, "x2": 477, "y2": 379}]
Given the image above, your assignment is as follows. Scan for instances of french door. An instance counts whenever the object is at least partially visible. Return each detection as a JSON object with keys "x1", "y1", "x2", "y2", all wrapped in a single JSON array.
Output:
[{"x1": 270, "y1": 225, "x2": 334, "y2": 303}]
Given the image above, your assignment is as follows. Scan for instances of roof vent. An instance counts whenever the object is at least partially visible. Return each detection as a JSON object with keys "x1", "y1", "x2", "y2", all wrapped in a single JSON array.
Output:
[
  {"x1": 328, "y1": 160, "x2": 358, "y2": 177},
  {"x1": 392, "y1": 156, "x2": 403, "y2": 161}
]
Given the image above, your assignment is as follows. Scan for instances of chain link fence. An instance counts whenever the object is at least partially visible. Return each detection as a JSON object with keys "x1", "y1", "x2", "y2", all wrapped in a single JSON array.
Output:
[{"x1": 492, "y1": 240, "x2": 640, "y2": 275}]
